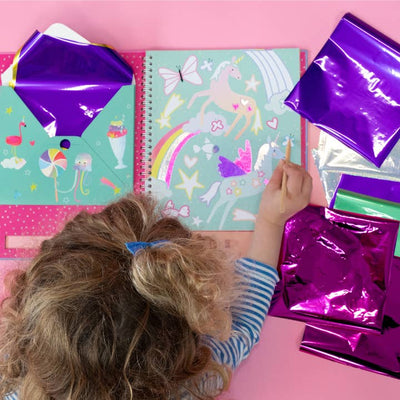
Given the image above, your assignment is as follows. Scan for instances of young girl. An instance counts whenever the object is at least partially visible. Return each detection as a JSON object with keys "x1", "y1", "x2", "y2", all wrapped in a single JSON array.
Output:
[{"x1": 0, "y1": 160, "x2": 311, "y2": 400}]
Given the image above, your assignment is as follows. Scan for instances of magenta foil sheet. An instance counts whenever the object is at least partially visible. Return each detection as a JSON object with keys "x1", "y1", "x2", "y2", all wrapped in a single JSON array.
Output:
[
  {"x1": 268, "y1": 206, "x2": 399, "y2": 332},
  {"x1": 285, "y1": 13, "x2": 400, "y2": 167},
  {"x1": 11, "y1": 30, "x2": 133, "y2": 137},
  {"x1": 301, "y1": 257, "x2": 400, "y2": 379}
]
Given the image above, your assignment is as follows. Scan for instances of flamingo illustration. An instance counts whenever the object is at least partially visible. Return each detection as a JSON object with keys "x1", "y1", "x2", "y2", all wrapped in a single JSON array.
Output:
[{"x1": 6, "y1": 120, "x2": 26, "y2": 158}]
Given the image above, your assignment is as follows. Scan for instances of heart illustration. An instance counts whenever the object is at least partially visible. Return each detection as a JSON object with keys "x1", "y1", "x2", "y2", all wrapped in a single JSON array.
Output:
[
  {"x1": 241, "y1": 98, "x2": 249, "y2": 106},
  {"x1": 29, "y1": 141, "x2": 35, "y2": 146},
  {"x1": 266, "y1": 117, "x2": 278, "y2": 129},
  {"x1": 184, "y1": 155, "x2": 198, "y2": 168}
]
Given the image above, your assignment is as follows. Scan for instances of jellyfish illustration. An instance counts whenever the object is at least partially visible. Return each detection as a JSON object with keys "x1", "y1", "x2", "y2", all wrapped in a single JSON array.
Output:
[{"x1": 58, "y1": 153, "x2": 92, "y2": 202}]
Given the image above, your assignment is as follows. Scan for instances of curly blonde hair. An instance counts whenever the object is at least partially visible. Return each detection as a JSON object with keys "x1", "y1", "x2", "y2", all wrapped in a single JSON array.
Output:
[{"x1": 0, "y1": 194, "x2": 234, "y2": 399}]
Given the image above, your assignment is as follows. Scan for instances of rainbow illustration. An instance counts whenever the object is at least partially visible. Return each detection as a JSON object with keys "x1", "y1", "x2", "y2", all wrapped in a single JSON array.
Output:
[
  {"x1": 245, "y1": 49, "x2": 293, "y2": 101},
  {"x1": 151, "y1": 122, "x2": 200, "y2": 187}
]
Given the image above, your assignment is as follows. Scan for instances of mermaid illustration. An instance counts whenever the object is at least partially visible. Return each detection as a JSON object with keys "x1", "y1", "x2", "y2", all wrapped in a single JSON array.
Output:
[{"x1": 58, "y1": 153, "x2": 92, "y2": 202}]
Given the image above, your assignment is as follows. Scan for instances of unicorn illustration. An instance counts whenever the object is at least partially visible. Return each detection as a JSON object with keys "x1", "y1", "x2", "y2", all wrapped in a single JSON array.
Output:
[
  {"x1": 200, "y1": 136, "x2": 283, "y2": 229},
  {"x1": 187, "y1": 56, "x2": 258, "y2": 140}
]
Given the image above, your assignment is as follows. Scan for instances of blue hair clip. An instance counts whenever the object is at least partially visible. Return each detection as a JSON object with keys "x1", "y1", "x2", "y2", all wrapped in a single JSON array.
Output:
[{"x1": 125, "y1": 240, "x2": 167, "y2": 255}]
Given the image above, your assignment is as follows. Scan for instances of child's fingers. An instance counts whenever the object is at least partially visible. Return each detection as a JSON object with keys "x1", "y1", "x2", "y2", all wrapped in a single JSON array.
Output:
[
  {"x1": 284, "y1": 163, "x2": 305, "y2": 195},
  {"x1": 267, "y1": 159, "x2": 284, "y2": 190}
]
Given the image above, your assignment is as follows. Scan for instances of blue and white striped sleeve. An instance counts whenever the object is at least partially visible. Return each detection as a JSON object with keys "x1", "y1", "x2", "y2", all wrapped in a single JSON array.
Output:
[
  {"x1": 4, "y1": 392, "x2": 18, "y2": 400},
  {"x1": 206, "y1": 257, "x2": 280, "y2": 369}
]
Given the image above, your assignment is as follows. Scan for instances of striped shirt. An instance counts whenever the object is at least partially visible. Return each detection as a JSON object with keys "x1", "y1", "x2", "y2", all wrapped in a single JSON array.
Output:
[
  {"x1": 5, "y1": 257, "x2": 279, "y2": 400},
  {"x1": 207, "y1": 257, "x2": 280, "y2": 369}
]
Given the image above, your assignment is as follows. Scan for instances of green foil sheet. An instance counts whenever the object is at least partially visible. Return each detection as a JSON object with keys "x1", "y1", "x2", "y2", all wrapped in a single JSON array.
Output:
[{"x1": 334, "y1": 189, "x2": 400, "y2": 256}]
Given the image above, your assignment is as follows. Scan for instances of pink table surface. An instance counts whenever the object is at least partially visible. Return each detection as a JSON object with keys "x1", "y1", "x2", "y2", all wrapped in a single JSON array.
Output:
[{"x1": 1, "y1": 1, "x2": 400, "y2": 399}]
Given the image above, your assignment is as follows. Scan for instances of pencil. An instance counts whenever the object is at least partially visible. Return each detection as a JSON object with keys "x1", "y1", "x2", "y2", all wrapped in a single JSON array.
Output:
[{"x1": 280, "y1": 140, "x2": 291, "y2": 213}]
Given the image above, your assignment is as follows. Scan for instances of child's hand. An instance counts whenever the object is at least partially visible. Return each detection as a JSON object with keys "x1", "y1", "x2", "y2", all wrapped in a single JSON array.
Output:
[
  {"x1": 247, "y1": 161, "x2": 312, "y2": 268},
  {"x1": 259, "y1": 160, "x2": 312, "y2": 227}
]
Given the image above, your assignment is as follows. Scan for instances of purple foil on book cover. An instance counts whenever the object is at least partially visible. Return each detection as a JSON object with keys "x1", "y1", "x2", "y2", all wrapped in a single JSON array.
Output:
[
  {"x1": 301, "y1": 257, "x2": 400, "y2": 379},
  {"x1": 11, "y1": 30, "x2": 133, "y2": 137},
  {"x1": 285, "y1": 13, "x2": 400, "y2": 167},
  {"x1": 330, "y1": 174, "x2": 400, "y2": 208},
  {"x1": 268, "y1": 206, "x2": 399, "y2": 332}
]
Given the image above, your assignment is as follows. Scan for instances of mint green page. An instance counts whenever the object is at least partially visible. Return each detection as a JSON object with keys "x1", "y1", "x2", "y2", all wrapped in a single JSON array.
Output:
[
  {"x1": 145, "y1": 49, "x2": 303, "y2": 230},
  {"x1": 0, "y1": 85, "x2": 134, "y2": 205},
  {"x1": 334, "y1": 189, "x2": 400, "y2": 256}
]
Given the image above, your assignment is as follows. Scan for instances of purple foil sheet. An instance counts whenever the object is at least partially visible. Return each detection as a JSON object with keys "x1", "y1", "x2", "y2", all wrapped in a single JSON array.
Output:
[
  {"x1": 268, "y1": 206, "x2": 399, "y2": 332},
  {"x1": 301, "y1": 257, "x2": 400, "y2": 379},
  {"x1": 12, "y1": 30, "x2": 133, "y2": 137},
  {"x1": 330, "y1": 174, "x2": 400, "y2": 208},
  {"x1": 285, "y1": 13, "x2": 400, "y2": 167}
]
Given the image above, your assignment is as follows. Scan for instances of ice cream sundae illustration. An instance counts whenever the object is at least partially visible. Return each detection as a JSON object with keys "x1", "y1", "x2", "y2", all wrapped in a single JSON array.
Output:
[{"x1": 107, "y1": 117, "x2": 128, "y2": 169}]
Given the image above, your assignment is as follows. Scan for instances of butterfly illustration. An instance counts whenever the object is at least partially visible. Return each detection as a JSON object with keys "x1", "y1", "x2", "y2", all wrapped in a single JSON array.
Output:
[{"x1": 158, "y1": 55, "x2": 203, "y2": 96}]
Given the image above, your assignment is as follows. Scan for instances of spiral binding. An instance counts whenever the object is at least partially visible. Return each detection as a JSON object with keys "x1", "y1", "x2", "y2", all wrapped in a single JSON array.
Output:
[
  {"x1": 144, "y1": 54, "x2": 153, "y2": 194},
  {"x1": 133, "y1": 52, "x2": 152, "y2": 194}
]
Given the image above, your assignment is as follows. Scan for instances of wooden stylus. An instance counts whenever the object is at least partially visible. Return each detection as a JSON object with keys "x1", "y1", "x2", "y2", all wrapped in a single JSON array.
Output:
[{"x1": 280, "y1": 140, "x2": 291, "y2": 213}]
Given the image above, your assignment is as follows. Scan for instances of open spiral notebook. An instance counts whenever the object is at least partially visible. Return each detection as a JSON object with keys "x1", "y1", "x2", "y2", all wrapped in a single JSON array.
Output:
[
  {"x1": 131, "y1": 48, "x2": 307, "y2": 230},
  {"x1": 0, "y1": 26, "x2": 307, "y2": 258}
]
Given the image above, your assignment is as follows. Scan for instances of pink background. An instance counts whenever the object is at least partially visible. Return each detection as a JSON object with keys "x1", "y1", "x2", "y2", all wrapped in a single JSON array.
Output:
[{"x1": 1, "y1": 1, "x2": 400, "y2": 399}]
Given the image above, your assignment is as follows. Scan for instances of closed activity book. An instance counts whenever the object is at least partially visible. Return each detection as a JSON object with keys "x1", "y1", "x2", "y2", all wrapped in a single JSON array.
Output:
[
  {"x1": 0, "y1": 26, "x2": 135, "y2": 258},
  {"x1": 0, "y1": 26, "x2": 307, "y2": 257},
  {"x1": 133, "y1": 49, "x2": 307, "y2": 230}
]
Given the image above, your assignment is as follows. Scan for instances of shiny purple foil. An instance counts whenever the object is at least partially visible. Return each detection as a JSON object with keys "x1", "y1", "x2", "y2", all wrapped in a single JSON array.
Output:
[
  {"x1": 12, "y1": 31, "x2": 133, "y2": 137},
  {"x1": 268, "y1": 206, "x2": 399, "y2": 332},
  {"x1": 285, "y1": 13, "x2": 400, "y2": 167},
  {"x1": 301, "y1": 257, "x2": 400, "y2": 379},
  {"x1": 330, "y1": 174, "x2": 400, "y2": 208}
]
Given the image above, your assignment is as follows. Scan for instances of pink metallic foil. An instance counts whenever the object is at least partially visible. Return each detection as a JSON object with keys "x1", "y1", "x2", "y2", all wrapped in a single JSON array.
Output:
[
  {"x1": 301, "y1": 257, "x2": 400, "y2": 379},
  {"x1": 269, "y1": 206, "x2": 399, "y2": 332}
]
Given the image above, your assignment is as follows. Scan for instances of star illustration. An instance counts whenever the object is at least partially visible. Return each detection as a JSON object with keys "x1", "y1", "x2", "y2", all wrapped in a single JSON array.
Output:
[
  {"x1": 5, "y1": 107, "x2": 12, "y2": 115},
  {"x1": 175, "y1": 169, "x2": 204, "y2": 200},
  {"x1": 114, "y1": 186, "x2": 121, "y2": 195},
  {"x1": 155, "y1": 112, "x2": 171, "y2": 129},
  {"x1": 192, "y1": 216, "x2": 203, "y2": 227},
  {"x1": 234, "y1": 187, "x2": 242, "y2": 197},
  {"x1": 245, "y1": 74, "x2": 261, "y2": 92},
  {"x1": 30, "y1": 183, "x2": 38, "y2": 192},
  {"x1": 252, "y1": 178, "x2": 262, "y2": 188}
]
